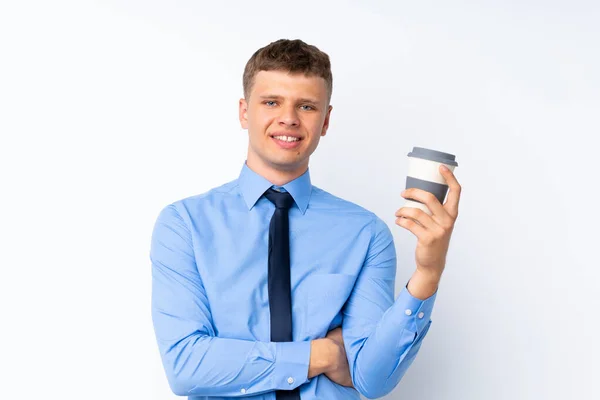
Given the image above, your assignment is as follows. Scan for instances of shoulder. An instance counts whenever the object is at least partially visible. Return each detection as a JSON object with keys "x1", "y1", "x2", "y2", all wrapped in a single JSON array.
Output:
[
  {"x1": 155, "y1": 179, "x2": 240, "y2": 222},
  {"x1": 179, "y1": 179, "x2": 239, "y2": 207},
  {"x1": 310, "y1": 185, "x2": 371, "y2": 214},
  {"x1": 310, "y1": 185, "x2": 391, "y2": 237}
]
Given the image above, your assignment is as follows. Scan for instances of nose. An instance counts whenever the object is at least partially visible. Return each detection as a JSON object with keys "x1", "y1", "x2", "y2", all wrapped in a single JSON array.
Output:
[{"x1": 278, "y1": 105, "x2": 299, "y2": 127}]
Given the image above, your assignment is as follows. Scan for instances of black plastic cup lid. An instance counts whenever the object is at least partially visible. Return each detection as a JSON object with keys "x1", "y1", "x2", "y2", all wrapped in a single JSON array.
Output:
[{"x1": 407, "y1": 147, "x2": 458, "y2": 167}]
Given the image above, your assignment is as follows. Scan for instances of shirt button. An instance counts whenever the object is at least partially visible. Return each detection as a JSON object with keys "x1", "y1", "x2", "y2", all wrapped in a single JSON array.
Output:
[
  {"x1": 240, "y1": 388, "x2": 246, "y2": 394},
  {"x1": 405, "y1": 309, "x2": 412, "y2": 316},
  {"x1": 287, "y1": 377, "x2": 294, "y2": 384},
  {"x1": 418, "y1": 312, "x2": 425, "y2": 319}
]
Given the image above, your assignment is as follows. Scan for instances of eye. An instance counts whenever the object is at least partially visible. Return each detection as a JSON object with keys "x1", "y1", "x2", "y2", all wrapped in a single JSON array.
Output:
[
  {"x1": 264, "y1": 101, "x2": 277, "y2": 107},
  {"x1": 301, "y1": 105, "x2": 315, "y2": 111}
]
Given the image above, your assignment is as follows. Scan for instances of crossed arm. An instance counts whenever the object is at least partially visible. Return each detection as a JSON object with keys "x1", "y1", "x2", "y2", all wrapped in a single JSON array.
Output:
[{"x1": 151, "y1": 204, "x2": 436, "y2": 398}]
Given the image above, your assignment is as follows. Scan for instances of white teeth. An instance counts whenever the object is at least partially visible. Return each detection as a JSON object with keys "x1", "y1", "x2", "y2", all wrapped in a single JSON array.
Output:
[{"x1": 273, "y1": 135, "x2": 300, "y2": 142}]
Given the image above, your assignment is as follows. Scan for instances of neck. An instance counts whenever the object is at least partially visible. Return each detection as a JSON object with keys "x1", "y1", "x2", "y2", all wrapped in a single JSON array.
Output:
[{"x1": 246, "y1": 154, "x2": 308, "y2": 186}]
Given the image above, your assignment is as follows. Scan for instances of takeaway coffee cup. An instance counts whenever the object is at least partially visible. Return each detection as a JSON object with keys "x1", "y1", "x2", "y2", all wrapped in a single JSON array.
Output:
[{"x1": 404, "y1": 147, "x2": 458, "y2": 216}]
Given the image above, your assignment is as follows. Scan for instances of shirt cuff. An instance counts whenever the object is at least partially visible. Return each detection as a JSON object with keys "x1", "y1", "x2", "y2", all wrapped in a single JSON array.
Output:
[
  {"x1": 395, "y1": 284, "x2": 437, "y2": 337},
  {"x1": 273, "y1": 341, "x2": 311, "y2": 390}
]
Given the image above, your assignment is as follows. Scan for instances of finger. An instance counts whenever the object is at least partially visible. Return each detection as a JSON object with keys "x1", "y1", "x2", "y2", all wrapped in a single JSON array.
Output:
[
  {"x1": 395, "y1": 206, "x2": 436, "y2": 230},
  {"x1": 439, "y1": 165, "x2": 461, "y2": 218},
  {"x1": 400, "y1": 189, "x2": 451, "y2": 227},
  {"x1": 327, "y1": 327, "x2": 342, "y2": 339},
  {"x1": 329, "y1": 334, "x2": 343, "y2": 346},
  {"x1": 395, "y1": 215, "x2": 428, "y2": 239}
]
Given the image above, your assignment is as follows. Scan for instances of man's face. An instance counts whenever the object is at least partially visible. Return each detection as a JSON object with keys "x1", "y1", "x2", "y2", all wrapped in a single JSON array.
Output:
[{"x1": 239, "y1": 70, "x2": 332, "y2": 175}]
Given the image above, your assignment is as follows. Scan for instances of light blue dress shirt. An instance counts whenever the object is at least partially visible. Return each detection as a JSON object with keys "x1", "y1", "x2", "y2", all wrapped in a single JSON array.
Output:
[{"x1": 150, "y1": 162, "x2": 437, "y2": 399}]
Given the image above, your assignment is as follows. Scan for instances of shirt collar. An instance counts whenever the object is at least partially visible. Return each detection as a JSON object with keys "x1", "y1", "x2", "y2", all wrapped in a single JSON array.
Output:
[{"x1": 238, "y1": 161, "x2": 312, "y2": 214}]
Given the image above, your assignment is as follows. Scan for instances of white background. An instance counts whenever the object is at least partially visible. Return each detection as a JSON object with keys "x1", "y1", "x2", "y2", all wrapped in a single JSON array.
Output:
[{"x1": 1, "y1": 1, "x2": 598, "y2": 399}]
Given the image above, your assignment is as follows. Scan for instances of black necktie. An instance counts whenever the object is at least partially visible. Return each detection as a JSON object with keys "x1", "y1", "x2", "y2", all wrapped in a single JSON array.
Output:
[{"x1": 263, "y1": 188, "x2": 301, "y2": 400}]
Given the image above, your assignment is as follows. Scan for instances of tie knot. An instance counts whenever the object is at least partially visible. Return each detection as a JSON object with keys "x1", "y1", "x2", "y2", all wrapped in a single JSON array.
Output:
[{"x1": 264, "y1": 188, "x2": 295, "y2": 210}]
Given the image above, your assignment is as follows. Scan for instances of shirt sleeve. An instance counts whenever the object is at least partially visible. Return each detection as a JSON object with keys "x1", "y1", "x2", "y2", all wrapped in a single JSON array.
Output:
[
  {"x1": 341, "y1": 216, "x2": 437, "y2": 399},
  {"x1": 150, "y1": 204, "x2": 311, "y2": 397}
]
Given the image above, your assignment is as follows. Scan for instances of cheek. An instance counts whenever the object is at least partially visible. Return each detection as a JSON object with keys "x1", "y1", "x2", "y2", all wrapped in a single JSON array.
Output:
[
  {"x1": 248, "y1": 115, "x2": 269, "y2": 134},
  {"x1": 252, "y1": 109, "x2": 274, "y2": 123},
  {"x1": 307, "y1": 115, "x2": 326, "y2": 130}
]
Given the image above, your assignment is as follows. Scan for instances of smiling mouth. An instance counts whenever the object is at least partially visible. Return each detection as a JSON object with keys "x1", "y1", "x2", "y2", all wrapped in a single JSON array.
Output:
[
  {"x1": 270, "y1": 135, "x2": 303, "y2": 149},
  {"x1": 270, "y1": 134, "x2": 303, "y2": 142}
]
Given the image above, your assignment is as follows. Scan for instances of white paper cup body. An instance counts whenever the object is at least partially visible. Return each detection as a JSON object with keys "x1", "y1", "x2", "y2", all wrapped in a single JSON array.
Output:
[{"x1": 404, "y1": 155, "x2": 457, "y2": 216}]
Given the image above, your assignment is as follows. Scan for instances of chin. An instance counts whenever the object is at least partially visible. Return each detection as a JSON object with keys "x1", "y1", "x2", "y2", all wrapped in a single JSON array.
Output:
[{"x1": 268, "y1": 158, "x2": 304, "y2": 171}]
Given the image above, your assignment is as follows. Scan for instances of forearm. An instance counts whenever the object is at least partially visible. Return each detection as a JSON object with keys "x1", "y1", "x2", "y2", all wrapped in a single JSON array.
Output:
[
  {"x1": 156, "y1": 329, "x2": 311, "y2": 397},
  {"x1": 346, "y1": 274, "x2": 437, "y2": 398},
  {"x1": 342, "y1": 218, "x2": 440, "y2": 398}
]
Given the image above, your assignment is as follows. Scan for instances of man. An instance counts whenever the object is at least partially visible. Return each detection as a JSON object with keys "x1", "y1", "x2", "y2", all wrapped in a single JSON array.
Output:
[{"x1": 151, "y1": 39, "x2": 461, "y2": 400}]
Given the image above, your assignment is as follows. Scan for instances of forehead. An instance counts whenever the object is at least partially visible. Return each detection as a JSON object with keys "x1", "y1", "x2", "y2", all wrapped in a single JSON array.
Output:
[{"x1": 251, "y1": 70, "x2": 327, "y2": 100}]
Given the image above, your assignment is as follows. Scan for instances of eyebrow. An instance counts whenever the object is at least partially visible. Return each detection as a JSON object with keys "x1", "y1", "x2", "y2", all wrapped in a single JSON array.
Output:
[{"x1": 259, "y1": 94, "x2": 320, "y2": 105}]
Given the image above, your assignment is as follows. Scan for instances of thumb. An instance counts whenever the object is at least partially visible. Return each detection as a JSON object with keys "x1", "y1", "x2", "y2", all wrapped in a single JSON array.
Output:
[{"x1": 328, "y1": 327, "x2": 343, "y2": 343}]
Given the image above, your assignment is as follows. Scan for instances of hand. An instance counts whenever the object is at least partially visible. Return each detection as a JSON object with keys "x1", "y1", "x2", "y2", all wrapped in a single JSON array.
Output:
[
  {"x1": 324, "y1": 327, "x2": 354, "y2": 388},
  {"x1": 395, "y1": 165, "x2": 462, "y2": 279},
  {"x1": 326, "y1": 326, "x2": 344, "y2": 344}
]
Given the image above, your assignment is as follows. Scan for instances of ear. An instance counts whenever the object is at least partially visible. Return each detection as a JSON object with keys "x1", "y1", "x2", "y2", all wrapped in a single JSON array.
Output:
[
  {"x1": 321, "y1": 105, "x2": 333, "y2": 137},
  {"x1": 239, "y1": 98, "x2": 248, "y2": 129}
]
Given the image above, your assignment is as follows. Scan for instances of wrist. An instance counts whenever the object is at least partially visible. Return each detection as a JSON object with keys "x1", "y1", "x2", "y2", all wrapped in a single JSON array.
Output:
[{"x1": 407, "y1": 269, "x2": 441, "y2": 300}]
